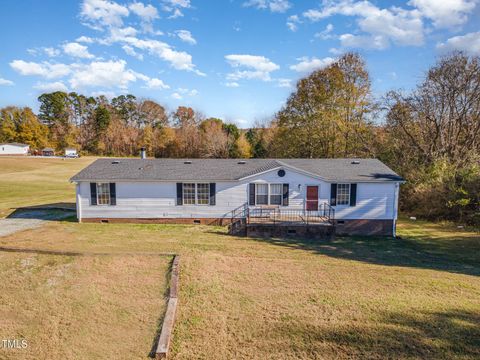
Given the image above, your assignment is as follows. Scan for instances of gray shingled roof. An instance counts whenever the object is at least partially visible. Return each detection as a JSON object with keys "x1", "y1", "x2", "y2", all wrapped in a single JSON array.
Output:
[{"x1": 71, "y1": 158, "x2": 403, "y2": 182}]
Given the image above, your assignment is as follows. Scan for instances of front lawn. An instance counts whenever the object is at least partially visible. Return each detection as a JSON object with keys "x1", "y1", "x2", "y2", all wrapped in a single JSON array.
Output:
[{"x1": 0, "y1": 219, "x2": 478, "y2": 359}]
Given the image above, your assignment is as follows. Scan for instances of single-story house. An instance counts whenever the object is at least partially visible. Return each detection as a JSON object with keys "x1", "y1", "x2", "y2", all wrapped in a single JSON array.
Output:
[
  {"x1": 42, "y1": 148, "x2": 55, "y2": 156},
  {"x1": 0, "y1": 143, "x2": 29, "y2": 156},
  {"x1": 65, "y1": 148, "x2": 78, "y2": 157},
  {"x1": 71, "y1": 158, "x2": 404, "y2": 236}
]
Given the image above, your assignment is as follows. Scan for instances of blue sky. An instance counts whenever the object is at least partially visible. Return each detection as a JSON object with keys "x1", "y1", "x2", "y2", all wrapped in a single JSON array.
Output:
[{"x1": 0, "y1": 0, "x2": 479, "y2": 127}]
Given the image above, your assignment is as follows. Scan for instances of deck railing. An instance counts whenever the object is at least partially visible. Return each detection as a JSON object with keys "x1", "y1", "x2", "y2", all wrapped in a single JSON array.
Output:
[
  {"x1": 229, "y1": 202, "x2": 335, "y2": 227},
  {"x1": 248, "y1": 203, "x2": 334, "y2": 226}
]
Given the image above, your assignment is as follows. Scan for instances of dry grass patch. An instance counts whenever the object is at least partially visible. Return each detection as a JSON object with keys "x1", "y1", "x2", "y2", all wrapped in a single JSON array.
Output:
[
  {"x1": 0, "y1": 252, "x2": 169, "y2": 360},
  {"x1": 1, "y1": 220, "x2": 479, "y2": 359}
]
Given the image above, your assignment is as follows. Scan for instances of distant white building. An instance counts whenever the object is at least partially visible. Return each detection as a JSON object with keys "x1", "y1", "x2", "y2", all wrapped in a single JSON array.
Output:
[
  {"x1": 65, "y1": 148, "x2": 78, "y2": 157},
  {"x1": 0, "y1": 143, "x2": 29, "y2": 156}
]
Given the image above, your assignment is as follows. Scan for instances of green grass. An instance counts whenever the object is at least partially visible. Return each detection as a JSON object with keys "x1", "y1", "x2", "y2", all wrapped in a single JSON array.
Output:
[
  {"x1": 0, "y1": 157, "x2": 95, "y2": 217},
  {"x1": 0, "y1": 157, "x2": 479, "y2": 359}
]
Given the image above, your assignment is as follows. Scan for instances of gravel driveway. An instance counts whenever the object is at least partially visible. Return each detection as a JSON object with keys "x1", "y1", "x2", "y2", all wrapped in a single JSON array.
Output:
[{"x1": 0, "y1": 210, "x2": 74, "y2": 237}]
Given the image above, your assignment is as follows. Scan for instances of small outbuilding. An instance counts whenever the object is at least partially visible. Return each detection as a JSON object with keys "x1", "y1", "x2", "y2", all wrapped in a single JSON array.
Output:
[
  {"x1": 0, "y1": 143, "x2": 29, "y2": 156},
  {"x1": 42, "y1": 148, "x2": 55, "y2": 157},
  {"x1": 65, "y1": 148, "x2": 78, "y2": 157}
]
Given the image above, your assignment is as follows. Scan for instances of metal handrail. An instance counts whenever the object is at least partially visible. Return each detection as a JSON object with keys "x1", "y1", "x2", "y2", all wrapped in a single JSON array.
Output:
[{"x1": 248, "y1": 202, "x2": 334, "y2": 226}]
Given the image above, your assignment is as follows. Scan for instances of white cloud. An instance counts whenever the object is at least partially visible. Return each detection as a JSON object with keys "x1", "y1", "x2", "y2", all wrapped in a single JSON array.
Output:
[
  {"x1": 277, "y1": 78, "x2": 292, "y2": 88},
  {"x1": 162, "y1": 0, "x2": 191, "y2": 18},
  {"x1": 176, "y1": 87, "x2": 198, "y2": 96},
  {"x1": 289, "y1": 56, "x2": 335, "y2": 73},
  {"x1": 129, "y1": 2, "x2": 158, "y2": 21},
  {"x1": 408, "y1": 0, "x2": 477, "y2": 28},
  {"x1": 437, "y1": 31, "x2": 480, "y2": 55},
  {"x1": 339, "y1": 33, "x2": 390, "y2": 50},
  {"x1": 144, "y1": 77, "x2": 169, "y2": 89},
  {"x1": 63, "y1": 42, "x2": 95, "y2": 59},
  {"x1": 33, "y1": 81, "x2": 68, "y2": 92},
  {"x1": 10, "y1": 60, "x2": 71, "y2": 79},
  {"x1": 225, "y1": 82, "x2": 240, "y2": 87},
  {"x1": 69, "y1": 60, "x2": 137, "y2": 89},
  {"x1": 43, "y1": 47, "x2": 61, "y2": 57},
  {"x1": 315, "y1": 23, "x2": 334, "y2": 40},
  {"x1": 104, "y1": 30, "x2": 204, "y2": 75},
  {"x1": 168, "y1": 8, "x2": 184, "y2": 18},
  {"x1": 176, "y1": 30, "x2": 196, "y2": 45},
  {"x1": 243, "y1": 0, "x2": 291, "y2": 13},
  {"x1": 225, "y1": 54, "x2": 280, "y2": 82},
  {"x1": 286, "y1": 15, "x2": 301, "y2": 31},
  {"x1": 171, "y1": 92, "x2": 182, "y2": 99},
  {"x1": 129, "y1": 2, "x2": 159, "y2": 32},
  {"x1": 0, "y1": 78, "x2": 14, "y2": 86},
  {"x1": 303, "y1": 0, "x2": 425, "y2": 49},
  {"x1": 122, "y1": 45, "x2": 144, "y2": 60},
  {"x1": 76, "y1": 35, "x2": 95, "y2": 43},
  {"x1": 80, "y1": 0, "x2": 129, "y2": 29}
]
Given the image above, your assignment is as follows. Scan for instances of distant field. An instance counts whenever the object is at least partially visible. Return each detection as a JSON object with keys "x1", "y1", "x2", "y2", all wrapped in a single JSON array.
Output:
[
  {"x1": 0, "y1": 156, "x2": 479, "y2": 359},
  {"x1": 0, "y1": 157, "x2": 95, "y2": 217}
]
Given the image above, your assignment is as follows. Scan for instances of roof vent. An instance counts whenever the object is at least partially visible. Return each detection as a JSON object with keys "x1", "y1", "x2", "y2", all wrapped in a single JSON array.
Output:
[
  {"x1": 112, "y1": 160, "x2": 120, "y2": 164},
  {"x1": 351, "y1": 160, "x2": 360, "y2": 165},
  {"x1": 184, "y1": 161, "x2": 192, "y2": 164},
  {"x1": 238, "y1": 161, "x2": 246, "y2": 164}
]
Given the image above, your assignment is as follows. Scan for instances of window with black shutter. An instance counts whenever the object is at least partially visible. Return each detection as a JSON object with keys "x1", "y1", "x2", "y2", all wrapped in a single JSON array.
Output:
[
  {"x1": 282, "y1": 183, "x2": 289, "y2": 206},
  {"x1": 209, "y1": 183, "x2": 216, "y2": 206},
  {"x1": 90, "y1": 183, "x2": 97, "y2": 205},
  {"x1": 176, "y1": 183, "x2": 183, "y2": 205},
  {"x1": 349, "y1": 183, "x2": 357, "y2": 206},
  {"x1": 330, "y1": 184, "x2": 337, "y2": 206},
  {"x1": 249, "y1": 183, "x2": 255, "y2": 205},
  {"x1": 109, "y1": 183, "x2": 116, "y2": 205}
]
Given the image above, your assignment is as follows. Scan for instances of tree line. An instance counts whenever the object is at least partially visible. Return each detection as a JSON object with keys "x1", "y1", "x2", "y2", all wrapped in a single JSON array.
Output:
[{"x1": 1, "y1": 52, "x2": 478, "y2": 226}]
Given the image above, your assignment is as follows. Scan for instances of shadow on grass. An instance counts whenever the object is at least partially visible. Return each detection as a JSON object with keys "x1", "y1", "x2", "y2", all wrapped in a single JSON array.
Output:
[
  {"x1": 271, "y1": 309, "x2": 480, "y2": 359},
  {"x1": 6, "y1": 203, "x2": 77, "y2": 222},
  {"x1": 234, "y1": 233, "x2": 480, "y2": 276},
  {"x1": 148, "y1": 255, "x2": 176, "y2": 358}
]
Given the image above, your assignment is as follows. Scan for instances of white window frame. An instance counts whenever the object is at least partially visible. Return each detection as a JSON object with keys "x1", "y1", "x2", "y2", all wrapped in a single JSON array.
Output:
[
  {"x1": 196, "y1": 183, "x2": 210, "y2": 206},
  {"x1": 254, "y1": 183, "x2": 284, "y2": 205},
  {"x1": 269, "y1": 184, "x2": 283, "y2": 205},
  {"x1": 183, "y1": 183, "x2": 210, "y2": 206},
  {"x1": 96, "y1": 183, "x2": 111, "y2": 206},
  {"x1": 336, "y1": 183, "x2": 351, "y2": 206}
]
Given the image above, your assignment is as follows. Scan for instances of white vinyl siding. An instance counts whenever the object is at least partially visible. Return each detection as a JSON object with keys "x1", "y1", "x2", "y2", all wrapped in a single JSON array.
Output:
[{"x1": 76, "y1": 168, "x2": 398, "y2": 221}]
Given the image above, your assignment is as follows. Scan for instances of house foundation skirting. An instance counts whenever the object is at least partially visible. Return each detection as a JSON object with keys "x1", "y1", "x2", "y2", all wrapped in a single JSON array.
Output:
[
  {"x1": 80, "y1": 217, "x2": 235, "y2": 226},
  {"x1": 334, "y1": 219, "x2": 394, "y2": 236}
]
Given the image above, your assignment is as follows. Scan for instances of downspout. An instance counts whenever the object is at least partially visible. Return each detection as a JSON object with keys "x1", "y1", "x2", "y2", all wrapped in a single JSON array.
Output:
[
  {"x1": 392, "y1": 182, "x2": 399, "y2": 238},
  {"x1": 75, "y1": 182, "x2": 82, "y2": 223}
]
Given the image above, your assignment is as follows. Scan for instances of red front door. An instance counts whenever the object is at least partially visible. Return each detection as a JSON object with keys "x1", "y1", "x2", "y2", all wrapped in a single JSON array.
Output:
[{"x1": 306, "y1": 186, "x2": 319, "y2": 211}]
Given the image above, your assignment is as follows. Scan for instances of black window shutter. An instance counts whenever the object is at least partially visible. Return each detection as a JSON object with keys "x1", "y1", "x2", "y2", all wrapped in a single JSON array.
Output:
[
  {"x1": 176, "y1": 183, "x2": 183, "y2": 205},
  {"x1": 330, "y1": 183, "x2": 337, "y2": 206},
  {"x1": 282, "y1": 183, "x2": 289, "y2": 206},
  {"x1": 209, "y1": 183, "x2": 216, "y2": 206},
  {"x1": 350, "y1": 183, "x2": 357, "y2": 206},
  {"x1": 90, "y1": 183, "x2": 97, "y2": 205},
  {"x1": 109, "y1": 183, "x2": 116, "y2": 205},
  {"x1": 249, "y1": 183, "x2": 256, "y2": 205}
]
